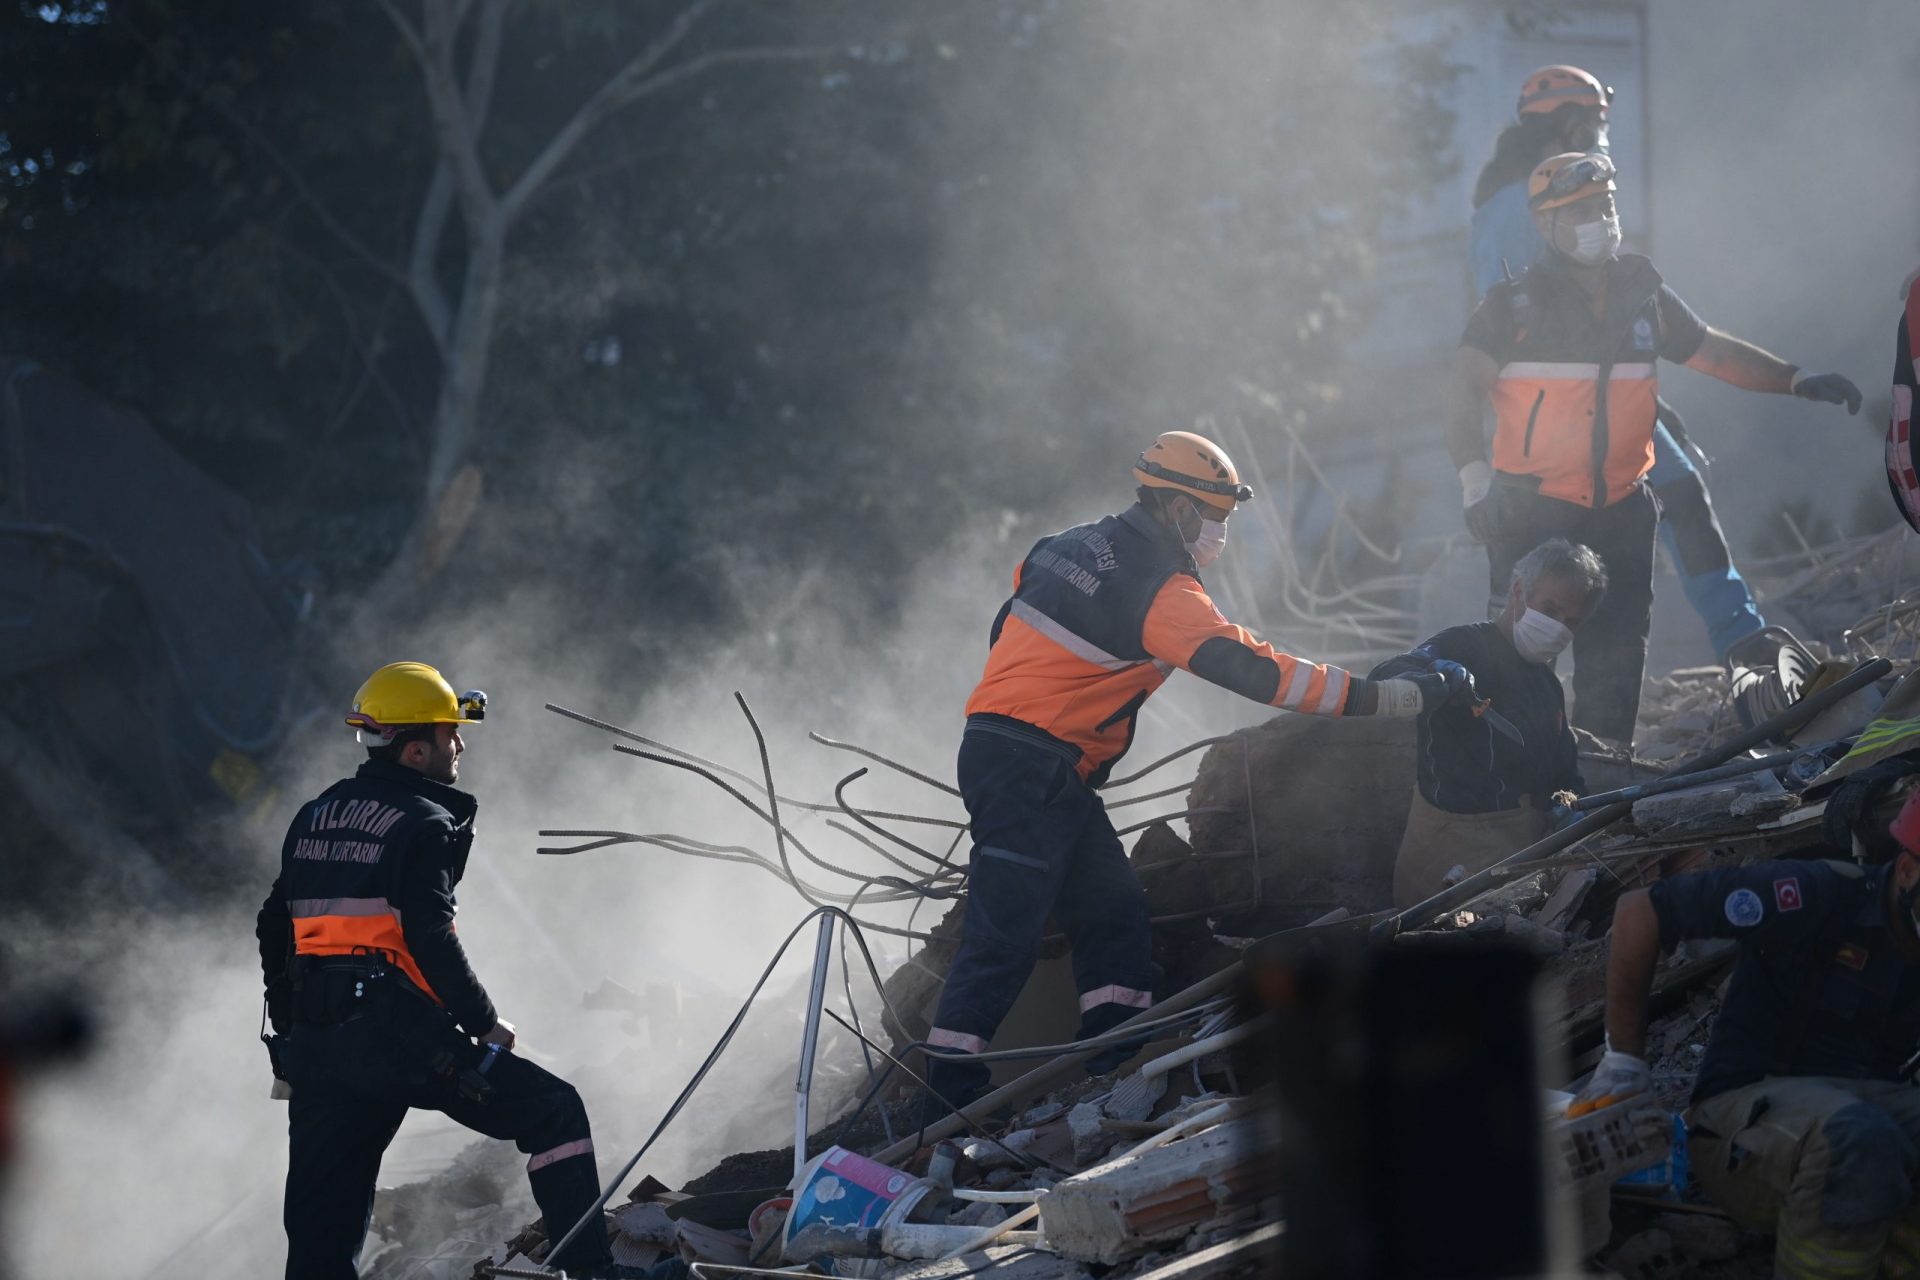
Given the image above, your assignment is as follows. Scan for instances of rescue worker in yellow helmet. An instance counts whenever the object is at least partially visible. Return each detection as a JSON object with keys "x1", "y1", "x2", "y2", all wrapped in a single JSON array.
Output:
[
  {"x1": 923, "y1": 432, "x2": 1474, "y2": 1115},
  {"x1": 257, "y1": 663, "x2": 666, "y2": 1280},
  {"x1": 1448, "y1": 152, "x2": 1862, "y2": 744}
]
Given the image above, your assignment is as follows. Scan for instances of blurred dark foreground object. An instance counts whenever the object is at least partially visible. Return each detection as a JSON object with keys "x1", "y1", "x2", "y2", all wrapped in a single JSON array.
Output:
[
  {"x1": 0, "y1": 987, "x2": 95, "y2": 1179},
  {"x1": 1240, "y1": 937, "x2": 1561, "y2": 1278}
]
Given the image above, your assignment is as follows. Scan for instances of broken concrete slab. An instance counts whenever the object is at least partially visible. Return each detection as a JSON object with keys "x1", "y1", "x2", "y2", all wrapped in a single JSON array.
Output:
[
  {"x1": 1127, "y1": 1220, "x2": 1282, "y2": 1280},
  {"x1": 1631, "y1": 770, "x2": 1785, "y2": 835},
  {"x1": 1536, "y1": 868, "x2": 1598, "y2": 935},
  {"x1": 1039, "y1": 1117, "x2": 1261, "y2": 1265}
]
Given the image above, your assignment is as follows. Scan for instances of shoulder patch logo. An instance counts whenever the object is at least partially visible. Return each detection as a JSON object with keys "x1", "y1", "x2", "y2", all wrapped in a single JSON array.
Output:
[
  {"x1": 1774, "y1": 877, "x2": 1804, "y2": 912},
  {"x1": 1724, "y1": 887, "x2": 1765, "y2": 928},
  {"x1": 1835, "y1": 942, "x2": 1869, "y2": 971}
]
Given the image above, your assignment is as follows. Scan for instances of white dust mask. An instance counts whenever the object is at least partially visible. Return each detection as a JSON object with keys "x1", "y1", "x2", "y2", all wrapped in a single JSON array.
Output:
[
  {"x1": 1513, "y1": 607, "x2": 1574, "y2": 664},
  {"x1": 1189, "y1": 519, "x2": 1228, "y2": 568},
  {"x1": 1556, "y1": 213, "x2": 1621, "y2": 266}
]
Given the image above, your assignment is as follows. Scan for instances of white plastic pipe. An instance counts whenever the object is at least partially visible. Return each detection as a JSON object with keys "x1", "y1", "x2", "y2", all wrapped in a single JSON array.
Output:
[{"x1": 1139, "y1": 1017, "x2": 1269, "y2": 1080}]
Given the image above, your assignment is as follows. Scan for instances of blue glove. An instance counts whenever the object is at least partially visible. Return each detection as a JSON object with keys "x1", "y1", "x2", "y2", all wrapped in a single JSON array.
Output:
[
  {"x1": 1425, "y1": 659, "x2": 1479, "y2": 708},
  {"x1": 1791, "y1": 370, "x2": 1862, "y2": 415}
]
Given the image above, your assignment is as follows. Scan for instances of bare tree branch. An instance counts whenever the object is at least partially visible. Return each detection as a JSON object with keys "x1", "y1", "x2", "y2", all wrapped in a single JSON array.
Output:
[
  {"x1": 498, "y1": 0, "x2": 721, "y2": 223},
  {"x1": 407, "y1": 168, "x2": 456, "y2": 350},
  {"x1": 464, "y1": 0, "x2": 511, "y2": 134},
  {"x1": 416, "y1": 0, "x2": 499, "y2": 225}
]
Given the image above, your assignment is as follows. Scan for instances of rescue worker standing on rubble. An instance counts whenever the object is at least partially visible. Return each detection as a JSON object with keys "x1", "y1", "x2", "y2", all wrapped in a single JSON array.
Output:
[
  {"x1": 922, "y1": 431, "x2": 1477, "y2": 1115},
  {"x1": 1369, "y1": 538, "x2": 1604, "y2": 909},
  {"x1": 1469, "y1": 65, "x2": 1772, "y2": 666},
  {"x1": 1576, "y1": 790, "x2": 1920, "y2": 1279},
  {"x1": 257, "y1": 662, "x2": 658, "y2": 1280},
  {"x1": 1449, "y1": 150, "x2": 1862, "y2": 745}
]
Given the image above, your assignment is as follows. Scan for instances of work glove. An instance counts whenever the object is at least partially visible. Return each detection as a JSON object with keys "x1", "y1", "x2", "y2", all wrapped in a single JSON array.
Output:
[
  {"x1": 1425, "y1": 658, "x2": 1480, "y2": 708},
  {"x1": 1566, "y1": 1047, "x2": 1652, "y2": 1118},
  {"x1": 1459, "y1": 461, "x2": 1500, "y2": 544},
  {"x1": 1791, "y1": 370, "x2": 1863, "y2": 415},
  {"x1": 1374, "y1": 675, "x2": 1435, "y2": 718},
  {"x1": 262, "y1": 1031, "x2": 293, "y2": 1101}
]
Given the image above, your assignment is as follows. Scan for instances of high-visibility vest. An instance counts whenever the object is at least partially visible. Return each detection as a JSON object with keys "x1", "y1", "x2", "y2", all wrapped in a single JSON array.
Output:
[
  {"x1": 1487, "y1": 255, "x2": 1665, "y2": 509},
  {"x1": 967, "y1": 507, "x2": 1183, "y2": 785},
  {"x1": 278, "y1": 766, "x2": 474, "y2": 1001}
]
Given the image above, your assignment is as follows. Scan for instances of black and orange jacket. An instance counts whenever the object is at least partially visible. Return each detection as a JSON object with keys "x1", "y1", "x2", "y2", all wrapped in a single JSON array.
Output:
[
  {"x1": 965, "y1": 504, "x2": 1367, "y2": 785},
  {"x1": 256, "y1": 759, "x2": 496, "y2": 1037},
  {"x1": 1461, "y1": 254, "x2": 1707, "y2": 508}
]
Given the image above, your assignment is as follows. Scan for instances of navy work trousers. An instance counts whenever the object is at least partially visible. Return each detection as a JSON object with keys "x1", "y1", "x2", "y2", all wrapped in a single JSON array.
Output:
[
  {"x1": 926, "y1": 727, "x2": 1155, "y2": 1105},
  {"x1": 1486, "y1": 481, "x2": 1658, "y2": 746},
  {"x1": 281, "y1": 1008, "x2": 610, "y2": 1279}
]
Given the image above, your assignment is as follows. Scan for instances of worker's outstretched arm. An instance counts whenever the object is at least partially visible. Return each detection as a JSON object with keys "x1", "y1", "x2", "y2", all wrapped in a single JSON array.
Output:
[
  {"x1": 1141, "y1": 576, "x2": 1365, "y2": 716},
  {"x1": 1601, "y1": 889, "x2": 1662, "y2": 1057},
  {"x1": 1566, "y1": 889, "x2": 1662, "y2": 1115},
  {"x1": 398, "y1": 825, "x2": 499, "y2": 1039},
  {"x1": 1685, "y1": 328, "x2": 1862, "y2": 413},
  {"x1": 1141, "y1": 577, "x2": 1450, "y2": 717}
]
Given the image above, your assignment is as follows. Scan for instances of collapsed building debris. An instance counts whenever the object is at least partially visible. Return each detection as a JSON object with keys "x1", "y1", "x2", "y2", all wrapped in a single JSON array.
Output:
[{"x1": 345, "y1": 541, "x2": 1920, "y2": 1279}]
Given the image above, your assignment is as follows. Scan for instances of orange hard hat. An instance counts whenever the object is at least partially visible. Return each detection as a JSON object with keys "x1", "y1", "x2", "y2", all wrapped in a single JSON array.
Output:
[
  {"x1": 1528, "y1": 151, "x2": 1616, "y2": 214},
  {"x1": 1517, "y1": 65, "x2": 1611, "y2": 119},
  {"x1": 1133, "y1": 431, "x2": 1252, "y2": 510}
]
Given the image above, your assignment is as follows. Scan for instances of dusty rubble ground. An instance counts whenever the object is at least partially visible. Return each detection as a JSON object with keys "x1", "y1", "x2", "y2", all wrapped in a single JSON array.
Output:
[{"x1": 358, "y1": 536, "x2": 1920, "y2": 1279}]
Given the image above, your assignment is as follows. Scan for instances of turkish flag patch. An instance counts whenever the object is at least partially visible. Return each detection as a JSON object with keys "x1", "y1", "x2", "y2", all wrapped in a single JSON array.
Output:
[{"x1": 1774, "y1": 877, "x2": 1804, "y2": 912}]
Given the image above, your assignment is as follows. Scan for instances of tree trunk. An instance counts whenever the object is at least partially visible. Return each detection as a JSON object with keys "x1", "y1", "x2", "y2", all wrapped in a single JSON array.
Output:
[{"x1": 360, "y1": 224, "x2": 505, "y2": 613}]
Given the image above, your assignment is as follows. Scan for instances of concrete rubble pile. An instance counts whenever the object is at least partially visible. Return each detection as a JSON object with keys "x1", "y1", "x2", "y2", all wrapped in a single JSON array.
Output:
[{"x1": 389, "y1": 542, "x2": 1920, "y2": 1279}]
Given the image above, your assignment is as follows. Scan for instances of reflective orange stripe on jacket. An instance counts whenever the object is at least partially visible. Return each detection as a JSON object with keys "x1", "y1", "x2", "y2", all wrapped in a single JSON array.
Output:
[
  {"x1": 289, "y1": 895, "x2": 440, "y2": 1001},
  {"x1": 1491, "y1": 360, "x2": 1657, "y2": 507}
]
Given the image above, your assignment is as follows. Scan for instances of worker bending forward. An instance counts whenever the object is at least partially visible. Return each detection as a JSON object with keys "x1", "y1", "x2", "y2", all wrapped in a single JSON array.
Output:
[
  {"x1": 1371, "y1": 538, "x2": 1603, "y2": 908},
  {"x1": 1450, "y1": 150, "x2": 1861, "y2": 744},
  {"x1": 1576, "y1": 792, "x2": 1920, "y2": 1279},
  {"x1": 258, "y1": 663, "x2": 651, "y2": 1280},
  {"x1": 924, "y1": 432, "x2": 1470, "y2": 1111}
]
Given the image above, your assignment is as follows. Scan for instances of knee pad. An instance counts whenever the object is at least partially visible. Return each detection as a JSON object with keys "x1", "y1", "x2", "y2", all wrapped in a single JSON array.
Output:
[{"x1": 1820, "y1": 1102, "x2": 1919, "y2": 1230}]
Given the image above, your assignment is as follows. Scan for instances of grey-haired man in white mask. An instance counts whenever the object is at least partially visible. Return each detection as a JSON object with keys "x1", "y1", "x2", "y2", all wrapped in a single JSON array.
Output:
[{"x1": 1370, "y1": 538, "x2": 1608, "y2": 907}]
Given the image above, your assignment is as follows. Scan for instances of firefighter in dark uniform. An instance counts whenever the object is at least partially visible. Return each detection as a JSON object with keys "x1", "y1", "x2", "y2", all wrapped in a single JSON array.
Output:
[
  {"x1": 1577, "y1": 791, "x2": 1920, "y2": 1279},
  {"x1": 922, "y1": 432, "x2": 1477, "y2": 1114},
  {"x1": 1448, "y1": 150, "x2": 1862, "y2": 745},
  {"x1": 257, "y1": 662, "x2": 657, "y2": 1280}
]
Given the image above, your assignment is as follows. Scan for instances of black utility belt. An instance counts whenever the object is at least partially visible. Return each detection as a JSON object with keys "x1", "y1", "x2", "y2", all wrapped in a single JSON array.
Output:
[{"x1": 289, "y1": 952, "x2": 437, "y2": 1024}]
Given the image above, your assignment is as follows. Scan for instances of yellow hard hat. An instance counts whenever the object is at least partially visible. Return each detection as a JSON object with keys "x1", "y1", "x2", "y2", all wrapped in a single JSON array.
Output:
[
  {"x1": 1133, "y1": 431, "x2": 1253, "y2": 510},
  {"x1": 1517, "y1": 65, "x2": 1611, "y2": 119},
  {"x1": 1528, "y1": 151, "x2": 1616, "y2": 213},
  {"x1": 344, "y1": 661, "x2": 487, "y2": 738}
]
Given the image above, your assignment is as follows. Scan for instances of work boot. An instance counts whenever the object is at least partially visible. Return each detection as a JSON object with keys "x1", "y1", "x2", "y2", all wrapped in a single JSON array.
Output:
[{"x1": 1079, "y1": 1003, "x2": 1150, "y2": 1077}]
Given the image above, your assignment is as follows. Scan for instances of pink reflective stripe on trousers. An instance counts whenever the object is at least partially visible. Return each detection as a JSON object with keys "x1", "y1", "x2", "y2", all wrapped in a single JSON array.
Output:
[
  {"x1": 928, "y1": 1026, "x2": 988, "y2": 1055},
  {"x1": 1078, "y1": 984, "x2": 1153, "y2": 1012},
  {"x1": 527, "y1": 1137, "x2": 594, "y2": 1173}
]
